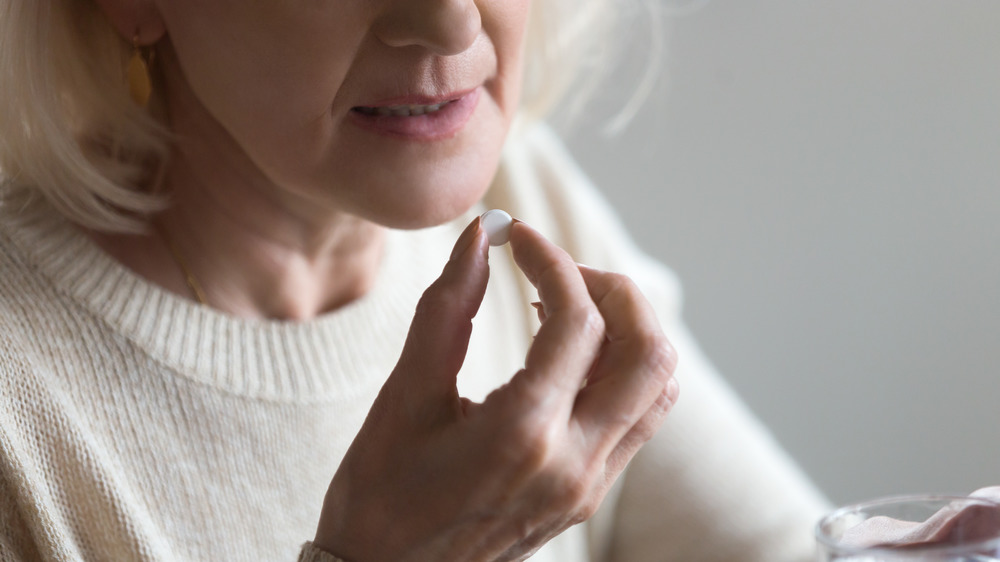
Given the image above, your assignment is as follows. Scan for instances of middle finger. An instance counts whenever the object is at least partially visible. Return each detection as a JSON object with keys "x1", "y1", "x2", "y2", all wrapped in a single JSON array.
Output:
[{"x1": 506, "y1": 221, "x2": 606, "y2": 413}]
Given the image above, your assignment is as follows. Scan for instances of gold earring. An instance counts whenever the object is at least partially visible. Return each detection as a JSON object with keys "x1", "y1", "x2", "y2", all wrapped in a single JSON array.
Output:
[{"x1": 127, "y1": 33, "x2": 154, "y2": 107}]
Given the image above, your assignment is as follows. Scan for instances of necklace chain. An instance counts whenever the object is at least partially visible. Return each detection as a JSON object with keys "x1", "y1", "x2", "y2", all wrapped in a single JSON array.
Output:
[{"x1": 155, "y1": 222, "x2": 209, "y2": 306}]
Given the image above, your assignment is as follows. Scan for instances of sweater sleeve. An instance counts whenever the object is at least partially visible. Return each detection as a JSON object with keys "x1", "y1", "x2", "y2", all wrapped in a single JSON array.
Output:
[
  {"x1": 297, "y1": 542, "x2": 350, "y2": 562},
  {"x1": 0, "y1": 480, "x2": 31, "y2": 562},
  {"x1": 491, "y1": 124, "x2": 831, "y2": 562},
  {"x1": 0, "y1": 416, "x2": 43, "y2": 562}
]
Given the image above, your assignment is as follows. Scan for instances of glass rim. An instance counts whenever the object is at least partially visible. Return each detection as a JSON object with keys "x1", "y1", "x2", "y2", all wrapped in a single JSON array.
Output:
[{"x1": 815, "y1": 494, "x2": 1000, "y2": 556}]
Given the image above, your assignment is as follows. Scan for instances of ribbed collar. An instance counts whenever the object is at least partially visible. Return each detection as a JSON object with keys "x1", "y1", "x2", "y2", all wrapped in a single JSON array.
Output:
[{"x1": 0, "y1": 197, "x2": 463, "y2": 403}]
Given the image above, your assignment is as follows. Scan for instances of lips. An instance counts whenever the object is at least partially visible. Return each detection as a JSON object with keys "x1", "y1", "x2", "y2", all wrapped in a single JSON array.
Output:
[{"x1": 347, "y1": 87, "x2": 481, "y2": 141}]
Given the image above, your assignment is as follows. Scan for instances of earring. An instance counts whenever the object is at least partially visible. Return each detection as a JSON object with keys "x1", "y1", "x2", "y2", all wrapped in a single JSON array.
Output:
[{"x1": 127, "y1": 33, "x2": 154, "y2": 107}]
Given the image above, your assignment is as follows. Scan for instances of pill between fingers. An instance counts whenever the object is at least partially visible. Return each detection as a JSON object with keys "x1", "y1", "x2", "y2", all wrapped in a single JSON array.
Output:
[{"x1": 480, "y1": 209, "x2": 513, "y2": 247}]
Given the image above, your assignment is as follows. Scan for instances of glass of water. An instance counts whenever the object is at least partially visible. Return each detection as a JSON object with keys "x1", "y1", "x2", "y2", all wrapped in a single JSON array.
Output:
[{"x1": 816, "y1": 495, "x2": 1000, "y2": 561}]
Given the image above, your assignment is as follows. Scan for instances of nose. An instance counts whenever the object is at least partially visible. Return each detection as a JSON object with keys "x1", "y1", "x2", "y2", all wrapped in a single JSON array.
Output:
[{"x1": 373, "y1": 0, "x2": 482, "y2": 56}]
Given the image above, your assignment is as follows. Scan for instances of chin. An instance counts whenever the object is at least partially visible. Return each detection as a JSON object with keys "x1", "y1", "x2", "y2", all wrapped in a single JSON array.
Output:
[
  {"x1": 332, "y1": 138, "x2": 505, "y2": 230},
  {"x1": 362, "y1": 171, "x2": 495, "y2": 230}
]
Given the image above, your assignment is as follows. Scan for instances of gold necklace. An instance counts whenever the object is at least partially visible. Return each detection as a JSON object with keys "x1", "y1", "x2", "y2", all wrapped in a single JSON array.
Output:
[{"x1": 155, "y1": 222, "x2": 209, "y2": 305}]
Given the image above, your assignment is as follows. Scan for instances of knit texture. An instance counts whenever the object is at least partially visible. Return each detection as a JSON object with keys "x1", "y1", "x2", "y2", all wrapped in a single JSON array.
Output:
[
  {"x1": 0, "y1": 125, "x2": 829, "y2": 561},
  {"x1": 297, "y1": 543, "x2": 347, "y2": 562}
]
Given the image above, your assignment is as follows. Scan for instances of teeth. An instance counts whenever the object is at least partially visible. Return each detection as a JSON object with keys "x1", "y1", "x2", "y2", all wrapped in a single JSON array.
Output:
[{"x1": 356, "y1": 100, "x2": 451, "y2": 117}]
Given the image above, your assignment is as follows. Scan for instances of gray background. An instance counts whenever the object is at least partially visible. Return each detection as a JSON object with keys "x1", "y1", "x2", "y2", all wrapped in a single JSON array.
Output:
[{"x1": 560, "y1": 0, "x2": 1000, "y2": 505}]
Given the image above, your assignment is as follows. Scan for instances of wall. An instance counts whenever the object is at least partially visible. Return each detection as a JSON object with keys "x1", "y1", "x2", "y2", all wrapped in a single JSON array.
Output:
[{"x1": 561, "y1": 0, "x2": 1000, "y2": 504}]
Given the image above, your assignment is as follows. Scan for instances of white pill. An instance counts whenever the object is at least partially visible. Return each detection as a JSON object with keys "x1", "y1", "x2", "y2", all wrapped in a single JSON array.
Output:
[{"x1": 480, "y1": 209, "x2": 513, "y2": 247}]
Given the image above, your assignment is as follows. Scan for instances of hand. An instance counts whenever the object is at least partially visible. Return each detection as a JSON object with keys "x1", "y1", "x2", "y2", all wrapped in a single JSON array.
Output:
[{"x1": 312, "y1": 217, "x2": 679, "y2": 562}]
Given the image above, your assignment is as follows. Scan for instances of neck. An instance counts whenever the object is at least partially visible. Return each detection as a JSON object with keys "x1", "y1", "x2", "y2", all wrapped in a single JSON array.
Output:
[
  {"x1": 159, "y1": 163, "x2": 386, "y2": 320},
  {"x1": 92, "y1": 195, "x2": 386, "y2": 323},
  {"x1": 90, "y1": 151, "x2": 386, "y2": 322}
]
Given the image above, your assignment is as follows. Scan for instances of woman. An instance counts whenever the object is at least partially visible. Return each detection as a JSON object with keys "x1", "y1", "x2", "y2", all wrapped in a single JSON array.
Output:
[{"x1": 0, "y1": 0, "x2": 828, "y2": 560}]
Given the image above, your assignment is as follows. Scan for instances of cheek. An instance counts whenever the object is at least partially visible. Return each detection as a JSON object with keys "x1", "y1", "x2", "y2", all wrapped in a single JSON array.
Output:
[
  {"x1": 485, "y1": 0, "x2": 533, "y2": 117},
  {"x1": 161, "y1": 2, "x2": 366, "y2": 175}
]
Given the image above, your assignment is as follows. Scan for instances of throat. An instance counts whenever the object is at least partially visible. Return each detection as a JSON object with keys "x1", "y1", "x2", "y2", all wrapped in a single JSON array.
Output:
[
  {"x1": 85, "y1": 218, "x2": 387, "y2": 322},
  {"x1": 203, "y1": 229, "x2": 388, "y2": 321},
  {"x1": 245, "y1": 257, "x2": 381, "y2": 321}
]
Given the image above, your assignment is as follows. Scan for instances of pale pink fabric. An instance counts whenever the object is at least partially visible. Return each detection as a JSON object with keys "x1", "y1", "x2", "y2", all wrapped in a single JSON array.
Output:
[{"x1": 840, "y1": 487, "x2": 1000, "y2": 549}]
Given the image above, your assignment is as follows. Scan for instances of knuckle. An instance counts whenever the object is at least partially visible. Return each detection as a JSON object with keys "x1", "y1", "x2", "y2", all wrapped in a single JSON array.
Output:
[
  {"x1": 600, "y1": 272, "x2": 641, "y2": 303},
  {"x1": 651, "y1": 384, "x2": 677, "y2": 419},
  {"x1": 607, "y1": 272, "x2": 639, "y2": 294},
  {"x1": 551, "y1": 470, "x2": 592, "y2": 514},
  {"x1": 568, "y1": 306, "x2": 605, "y2": 342},
  {"x1": 630, "y1": 423, "x2": 659, "y2": 449},
  {"x1": 505, "y1": 420, "x2": 555, "y2": 471},
  {"x1": 503, "y1": 372, "x2": 545, "y2": 406},
  {"x1": 665, "y1": 376, "x2": 681, "y2": 405},
  {"x1": 626, "y1": 381, "x2": 681, "y2": 449},
  {"x1": 635, "y1": 396, "x2": 671, "y2": 443},
  {"x1": 637, "y1": 412, "x2": 663, "y2": 441},
  {"x1": 637, "y1": 334, "x2": 678, "y2": 378},
  {"x1": 601, "y1": 408, "x2": 638, "y2": 433},
  {"x1": 505, "y1": 517, "x2": 533, "y2": 545},
  {"x1": 571, "y1": 500, "x2": 601, "y2": 526}
]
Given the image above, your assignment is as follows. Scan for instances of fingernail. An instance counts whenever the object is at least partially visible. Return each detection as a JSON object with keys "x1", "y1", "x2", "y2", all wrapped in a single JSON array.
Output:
[
  {"x1": 530, "y1": 301, "x2": 546, "y2": 322},
  {"x1": 450, "y1": 217, "x2": 482, "y2": 261}
]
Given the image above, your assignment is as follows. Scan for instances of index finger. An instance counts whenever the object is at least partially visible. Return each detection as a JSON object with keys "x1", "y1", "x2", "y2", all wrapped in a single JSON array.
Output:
[{"x1": 505, "y1": 221, "x2": 606, "y2": 410}]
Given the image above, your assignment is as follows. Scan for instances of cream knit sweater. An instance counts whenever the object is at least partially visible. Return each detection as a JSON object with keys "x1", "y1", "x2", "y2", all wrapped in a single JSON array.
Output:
[{"x1": 0, "y1": 125, "x2": 828, "y2": 562}]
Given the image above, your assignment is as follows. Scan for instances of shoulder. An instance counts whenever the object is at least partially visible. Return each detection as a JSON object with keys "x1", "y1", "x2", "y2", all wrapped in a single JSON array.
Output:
[
  {"x1": 0, "y1": 213, "x2": 45, "y2": 334},
  {"x1": 0, "y1": 230, "x2": 35, "y2": 341},
  {"x1": 0, "y1": 212, "x2": 63, "y2": 388},
  {"x1": 0, "y1": 264, "x2": 44, "y2": 396}
]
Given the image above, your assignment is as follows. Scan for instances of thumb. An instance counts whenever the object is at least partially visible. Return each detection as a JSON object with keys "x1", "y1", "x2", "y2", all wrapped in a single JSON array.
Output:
[{"x1": 388, "y1": 217, "x2": 490, "y2": 399}]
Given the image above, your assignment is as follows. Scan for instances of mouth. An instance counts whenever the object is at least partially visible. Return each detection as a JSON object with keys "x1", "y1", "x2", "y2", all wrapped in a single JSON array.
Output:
[
  {"x1": 351, "y1": 99, "x2": 458, "y2": 117},
  {"x1": 347, "y1": 88, "x2": 480, "y2": 141}
]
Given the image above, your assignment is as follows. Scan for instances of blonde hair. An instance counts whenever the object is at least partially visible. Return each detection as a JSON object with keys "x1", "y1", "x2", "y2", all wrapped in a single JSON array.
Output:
[{"x1": 0, "y1": 0, "x2": 627, "y2": 233}]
